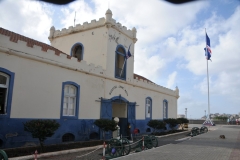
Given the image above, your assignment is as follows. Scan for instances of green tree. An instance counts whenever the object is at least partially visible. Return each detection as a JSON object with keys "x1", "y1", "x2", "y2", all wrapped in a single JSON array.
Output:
[
  {"x1": 214, "y1": 116, "x2": 228, "y2": 121},
  {"x1": 177, "y1": 118, "x2": 189, "y2": 130},
  {"x1": 164, "y1": 118, "x2": 180, "y2": 130},
  {"x1": 23, "y1": 119, "x2": 60, "y2": 152},
  {"x1": 94, "y1": 119, "x2": 117, "y2": 140},
  {"x1": 147, "y1": 120, "x2": 166, "y2": 133}
]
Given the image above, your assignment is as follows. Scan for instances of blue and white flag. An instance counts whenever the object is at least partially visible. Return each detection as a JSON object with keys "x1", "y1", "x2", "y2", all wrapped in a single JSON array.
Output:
[
  {"x1": 126, "y1": 44, "x2": 132, "y2": 59},
  {"x1": 204, "y1": 33, "x2": 212, "y2": 60}
]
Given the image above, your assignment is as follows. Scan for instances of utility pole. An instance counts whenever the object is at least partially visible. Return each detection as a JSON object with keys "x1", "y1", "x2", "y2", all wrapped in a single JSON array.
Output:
[{"x1": 185, "y1": 108, "x2": 187, "y2": 119}]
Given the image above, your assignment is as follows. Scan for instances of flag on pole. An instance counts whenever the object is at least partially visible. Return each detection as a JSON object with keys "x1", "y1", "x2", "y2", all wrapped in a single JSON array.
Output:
[
  {"x1": 204, "y1": 33, "x2": 212, "y2": 60},
  {"x1": 126, "y1": 44, "x2": 132, "y2": 59}
]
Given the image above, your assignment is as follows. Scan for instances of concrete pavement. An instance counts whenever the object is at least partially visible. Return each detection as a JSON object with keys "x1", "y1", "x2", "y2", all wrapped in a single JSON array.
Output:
[{"x1": 114, "y1": 125, "x2": 240, "y2": 160}]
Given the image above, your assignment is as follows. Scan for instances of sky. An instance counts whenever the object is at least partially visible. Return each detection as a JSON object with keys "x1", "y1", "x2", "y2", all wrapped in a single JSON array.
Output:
[{"x1": 0, "y1": 0, "x2": 239, "y2": 119}]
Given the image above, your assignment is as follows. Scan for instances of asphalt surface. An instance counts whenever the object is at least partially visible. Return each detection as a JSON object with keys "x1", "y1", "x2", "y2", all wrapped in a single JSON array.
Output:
[
  {"x1": 36, "y1": 131, "x2": 190, "y2": 160},
  {"x1": 115, "y1": 124, "x2": 240, "y2": 160},
  {"x1": 11, "y1": 124, "x2": 240, "y2": 160}
]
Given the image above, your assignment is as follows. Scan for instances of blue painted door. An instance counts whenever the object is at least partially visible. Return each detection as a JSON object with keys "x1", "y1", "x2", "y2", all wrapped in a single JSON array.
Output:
[
  {"x1": 100, "y1": 98, "x2": 112, "y2": 139},
  {"x1": 128, "y1": 102, "x2": 136, "y2": 133},
  {"x1": 100, "y1": 98, "x2": 112, "y2": 119},
  {"x1": 119, "y1": 118, "x2": 128, "y2": 137}
]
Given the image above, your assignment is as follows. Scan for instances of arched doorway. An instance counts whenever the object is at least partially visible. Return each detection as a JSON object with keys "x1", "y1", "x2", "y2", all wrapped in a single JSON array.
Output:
[
  {"x1": 100, "y1": 95, "x2": 136, "y2": 139},
  {"x1": 112, "y1": 98, "x2": 127, "y2": 137}
]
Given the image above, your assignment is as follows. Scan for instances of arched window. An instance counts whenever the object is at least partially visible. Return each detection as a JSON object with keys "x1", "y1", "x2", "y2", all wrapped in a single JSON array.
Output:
[
  {"x1": 0, "y1": 68, "x2": 14, "y2": 117},
  {"x1": 0, "y1": 73, "x2": 9, "y2": 115},
  {"x1": 145, "y1": 97, "x2": 152, "y2": 119},
  {"x1": 115, "y1": 45, "x2": 126, "y2": 80},
  {"x1": 163, "y1": 100, "x2": 168, "y2": 119},
  {"x1": 61, "y1": 81, "x2": 80, "y2": 119},
  {"x1": 146, "y1": 128, "x2": 151, "y2": 132},
  {"x1": 71, "y1": 43, "x2": 84, "y2": 61},
  {"x1": 62, "y1": 133, "x2": 75, "y2": 142}
]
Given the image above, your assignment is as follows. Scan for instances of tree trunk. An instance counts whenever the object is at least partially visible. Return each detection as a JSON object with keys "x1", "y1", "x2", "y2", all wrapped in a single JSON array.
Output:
[
  {"x1": 102, "y1": 130, "x2": 105, "y2": 140},
  {"x1": 39, "y1": 140, "x2": 44, "y2": 153}
]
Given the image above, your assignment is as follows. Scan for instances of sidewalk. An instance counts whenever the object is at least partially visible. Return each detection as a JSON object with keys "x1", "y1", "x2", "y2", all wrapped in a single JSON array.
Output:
[{"x1": 114, "y1": 125, "x2": 240, "y2": 160}]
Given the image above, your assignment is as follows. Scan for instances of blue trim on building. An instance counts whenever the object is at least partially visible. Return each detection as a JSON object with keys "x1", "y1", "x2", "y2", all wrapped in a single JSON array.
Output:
[
  {"x1": 0, "y1": 67, "x2": 15, "y2": 119},
  {"x1": 145, "y1": 97, "x2": 152, "y2": 120},
  {"x1": 115, "y1": 45, "x2": 127, "y2": 80},
  {"x1": 163, "y1": 99, "x2": 168, "y2": 119},
  {"x1": 70, "y1": 42, "x2": 84, "y2": 60},
  {"x1": 0, "y1": 117, "x2": 173, "y2": 149},
  {"x1": 0, "y1": 118, "x2": 99, "y2": 149},
  {"x1": 60, "y1": 81, "x2": 80, "y2": 119},
  {"x1": 111, "y1": 95, "x2": 128, "y2": 102}
]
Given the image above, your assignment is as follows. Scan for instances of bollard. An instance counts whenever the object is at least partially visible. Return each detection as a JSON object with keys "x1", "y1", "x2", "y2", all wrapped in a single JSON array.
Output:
[
  {"x1": 34, "y1": 150, "x2": 38, "y2": 160},
  {"x1": 142, "y1": 136, "x2": 144, "y2": 150},
  {"x1": 102, "y1": 141, "x2": 106, "y2": 160},
  {"x1": 131, "y1": 134, "x2": 133, "y2": 142}
]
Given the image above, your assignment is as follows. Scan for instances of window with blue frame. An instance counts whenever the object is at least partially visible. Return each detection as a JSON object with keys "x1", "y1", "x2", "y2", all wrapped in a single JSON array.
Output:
[
  {"x1": 145, "y1": 97, "x2": 152, "y2": 119},
  {"x1": 71, "y1": 43, "x2": 84, "y2": 61},
  {"x1": 61, "y1": 81, "x2": 80, "y2": 119},
  {"x1": 115, "y1": 45, "x2": 126, "y2": 80},
  {"x1": 0, "y1": 68, "x2": 14, "y2": 116},
  {"x1": 163, "y1": 100, "x2": 168, "y2": 119}
]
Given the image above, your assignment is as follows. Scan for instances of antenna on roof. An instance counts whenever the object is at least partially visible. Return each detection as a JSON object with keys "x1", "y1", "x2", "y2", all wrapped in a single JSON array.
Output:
[{"x1": 74, "y1": 11, "x2": 76, "y2": 27}]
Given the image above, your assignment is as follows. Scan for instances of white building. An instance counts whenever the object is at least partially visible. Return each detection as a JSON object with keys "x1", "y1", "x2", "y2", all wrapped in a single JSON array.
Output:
[
  {"x1": 0, "y1": 9, "x2": 179, "y2": 149},
  {"x1": 177, "y1": 114, "x2": 185, "y2": 118}
]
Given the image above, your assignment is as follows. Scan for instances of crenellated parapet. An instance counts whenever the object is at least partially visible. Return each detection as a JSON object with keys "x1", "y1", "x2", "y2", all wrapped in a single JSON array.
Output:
[
  {"x1": 0, "y1": 33, "x2": 106, "y2": 76},
  {"x1": 1, "y1": 27, "x2": 177, "y2": 98},
  {"x1": 48, "y1": 9, "x2": 137, "y2": 43}
]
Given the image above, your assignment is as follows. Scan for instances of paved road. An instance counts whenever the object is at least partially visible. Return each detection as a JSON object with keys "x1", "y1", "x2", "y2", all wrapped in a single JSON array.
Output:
[
  {"x1": 115, "y1": 125, "x2": 240, "y2": 160},
  {"x1": 37, "y1": 131, "x2": 190, "y2": 160}
]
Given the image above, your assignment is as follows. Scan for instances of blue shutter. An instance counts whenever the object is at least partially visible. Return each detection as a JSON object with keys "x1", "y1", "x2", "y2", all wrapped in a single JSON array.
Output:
[
  {"x1": 100, "y1": 98, "x2": 112, "y2": 119},
  {"x1": 128, "y1": 102, "x2": 136, "y2": 131}
]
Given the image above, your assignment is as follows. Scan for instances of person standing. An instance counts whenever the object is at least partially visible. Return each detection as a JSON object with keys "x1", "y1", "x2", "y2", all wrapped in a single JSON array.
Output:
[{"x1": 127, "y1": 123, "x2": 131, "y2": 140}]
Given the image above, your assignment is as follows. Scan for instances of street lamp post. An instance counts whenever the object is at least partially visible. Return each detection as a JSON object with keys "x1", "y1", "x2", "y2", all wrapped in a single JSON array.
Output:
[{"x1": 185, "y1": 108, "x2": 187, "y2": 119}]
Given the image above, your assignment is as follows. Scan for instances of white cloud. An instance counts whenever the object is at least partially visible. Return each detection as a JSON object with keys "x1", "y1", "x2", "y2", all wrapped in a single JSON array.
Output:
[
  {"x1": 197, "y1": 71, "x2": 240, "y2": 101},
  {"x1": 1, "y1": 0, "x2": 239, "y2": 117},
  {"x1": 167, "y1": 71, "x2": 177, "y2": 89},
  {"x1": 178, "y1": 93, "x2": 206, "y2": 118},
  {"x1": 0, "y1": 0, "x2": 53, "y2": 43}
]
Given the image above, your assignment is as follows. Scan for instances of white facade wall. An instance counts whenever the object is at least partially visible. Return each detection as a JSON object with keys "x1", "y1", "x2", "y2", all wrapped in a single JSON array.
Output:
[
  {"x1": 0, "y1": 9, "x2": 179, "y2": 121},
  {"x1": 0, "y1": 34, "x2": 178, "y2": 120},
  {"x1": 51, "y1": 27, "x2": 108, "y2": 71},
  {"x1": 49, "y1": 10, "x2": 136, "y2": 81}
]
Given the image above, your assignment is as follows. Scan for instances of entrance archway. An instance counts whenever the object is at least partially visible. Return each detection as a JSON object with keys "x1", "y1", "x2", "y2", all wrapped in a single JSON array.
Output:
[
  {"x1": 100, "y1": 95, "x2": 136, "y2": 139},
  {"x1": 112, "y1": 98, "x2": 127, "y2": 137}
]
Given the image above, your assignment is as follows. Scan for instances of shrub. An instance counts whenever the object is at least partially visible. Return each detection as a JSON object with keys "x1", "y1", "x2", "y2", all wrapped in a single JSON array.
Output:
[
  {"x1": 23, "y1": 119, "x2": 60, "y2": 152},
  {"x1": 94, "y1": 119, "x2": 117, "y2": 140},
  {"x1": 164, "y1": 118, "x2": 180, "y2": 130},
  {"x1": 147, "y1": 120, "x2": 166, "y2": 133}
]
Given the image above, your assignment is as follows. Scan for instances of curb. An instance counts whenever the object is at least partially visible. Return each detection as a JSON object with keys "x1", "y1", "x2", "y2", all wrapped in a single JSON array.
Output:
[
  {"x1": 155, "y1": 130, "x2": 190, "y2": 138},
  {"x1": 9, "y1": 145, "x2": 102, "y2": 160}
]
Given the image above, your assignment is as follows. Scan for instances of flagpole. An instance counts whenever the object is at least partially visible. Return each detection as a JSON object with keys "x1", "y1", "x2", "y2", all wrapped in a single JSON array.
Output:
[
  {"x1": 205, "y1": 28, "x2": 210, "y2": 121},
  {"x1": 119, "y1": 59, "x2": 126, "y2": 77},
  {"x1": 206, "y1": 53, "x2": 210, "y2": 119}
]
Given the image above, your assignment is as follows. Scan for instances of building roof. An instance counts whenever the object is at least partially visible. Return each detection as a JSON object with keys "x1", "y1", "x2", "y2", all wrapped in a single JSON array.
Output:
[
  {"x1": 0, "y1": 27, "x2": 154, "y2": 83},
  {"x1": 134, "y1": 73, "x2": 154, "y2": 84},
  {"x1": 0, "y1": 27, "x2": 66, "y2": 56}
]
